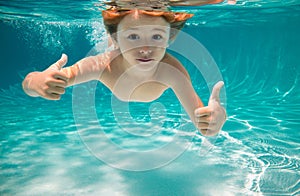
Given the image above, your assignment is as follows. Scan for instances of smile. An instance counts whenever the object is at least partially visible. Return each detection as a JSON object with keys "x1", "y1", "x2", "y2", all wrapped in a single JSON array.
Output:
[{"x1": 136, "y1": 58, "x2": 154, "y2": 62}]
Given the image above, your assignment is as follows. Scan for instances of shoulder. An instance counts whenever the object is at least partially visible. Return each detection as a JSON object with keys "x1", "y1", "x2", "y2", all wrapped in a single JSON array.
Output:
[
  {"x1": 155, "y1": 53, "x2": 192, "y2": 88},
  {"x1": 93, "y1": 50, "x2": 115, "y2": 68},
  {"x1": 86, "y1": 49, "x2": 121, "y2": 71},
  {"x1": 161, "y1": 53, "x2": 191, "y2": 80}
]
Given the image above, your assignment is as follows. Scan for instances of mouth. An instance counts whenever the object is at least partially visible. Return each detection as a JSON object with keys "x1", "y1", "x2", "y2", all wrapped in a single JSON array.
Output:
[{"x1": 136, "y1": 58, "x2": 154, "y2": 63}]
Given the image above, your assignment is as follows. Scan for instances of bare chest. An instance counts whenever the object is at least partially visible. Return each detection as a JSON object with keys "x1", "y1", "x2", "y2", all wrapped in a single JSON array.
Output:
[
  {"x1": 100, "y1": 55, "x2": 169, "y2": 102},
  {"x1": 103, "y1": 75, "x2": 168, "y2": 102}
]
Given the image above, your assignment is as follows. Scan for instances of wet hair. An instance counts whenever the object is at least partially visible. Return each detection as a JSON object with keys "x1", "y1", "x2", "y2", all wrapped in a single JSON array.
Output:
[{"x1": 102, "y1": 8, "x2": 193, "y2": 41}]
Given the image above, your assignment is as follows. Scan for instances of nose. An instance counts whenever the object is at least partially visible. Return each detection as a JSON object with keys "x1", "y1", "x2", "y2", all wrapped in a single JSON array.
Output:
[{"x1": 139, "y1": 48, "x2": 152, "y2": 56}]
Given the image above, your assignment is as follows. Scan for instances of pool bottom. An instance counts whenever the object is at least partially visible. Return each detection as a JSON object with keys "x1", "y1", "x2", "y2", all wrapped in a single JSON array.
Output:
[{"x1": 0, "y1": 84, "x2": 299, "y2": 195}]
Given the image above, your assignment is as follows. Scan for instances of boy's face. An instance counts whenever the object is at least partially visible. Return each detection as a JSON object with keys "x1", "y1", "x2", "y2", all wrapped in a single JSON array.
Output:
[{"x1": 116, "y1": 13, "x2": 170, "y2": 69}]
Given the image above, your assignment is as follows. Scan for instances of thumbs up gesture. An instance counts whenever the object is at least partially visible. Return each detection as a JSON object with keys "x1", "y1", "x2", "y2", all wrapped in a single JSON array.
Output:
[
  {"x1": 22, "y1": 54, "x2": 69, "y2": 100},
  {"x1": 194, "y1": 81, "x2": 226, "y2": 136}
]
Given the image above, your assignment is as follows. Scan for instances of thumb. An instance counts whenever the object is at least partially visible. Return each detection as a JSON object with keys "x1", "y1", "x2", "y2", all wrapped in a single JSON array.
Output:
[
  {"x1": 209, "y1": 81, "x2": 224, "y2": 105},
  {"x1": 49, "y1": 54, "x2": 68, "y2": 71}
]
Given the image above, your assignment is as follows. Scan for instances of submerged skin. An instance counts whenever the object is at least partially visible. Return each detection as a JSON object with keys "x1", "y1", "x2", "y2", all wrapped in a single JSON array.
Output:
[{"x1": 22, "y1": 12, "x2": 226, "y2": 136}]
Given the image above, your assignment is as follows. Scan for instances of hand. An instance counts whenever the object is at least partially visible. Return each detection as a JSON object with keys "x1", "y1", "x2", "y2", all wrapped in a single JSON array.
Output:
[
  {"x1": 194, "y1": 81, "x2": 226, "y2": 136},
  {"x1": 23, "y1": 54, "x2": 69, "y2": 100}
]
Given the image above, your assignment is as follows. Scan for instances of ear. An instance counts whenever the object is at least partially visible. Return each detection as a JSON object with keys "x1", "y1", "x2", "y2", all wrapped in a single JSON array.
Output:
[
  {"x1": 108, "y1": 33, "x2": 119, "y2": 49},
  {"x1": 168, "y1": 28, "x2": 178, "y2": 44}
]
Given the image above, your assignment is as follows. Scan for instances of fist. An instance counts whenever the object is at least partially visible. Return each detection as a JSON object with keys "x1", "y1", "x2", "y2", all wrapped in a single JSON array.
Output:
[
  {"x1": 23, "y1": 54, "x2": 69, "y2": 100},
  {"x1": 194, "y1": 81, "x2": 226, "y2": 136}
]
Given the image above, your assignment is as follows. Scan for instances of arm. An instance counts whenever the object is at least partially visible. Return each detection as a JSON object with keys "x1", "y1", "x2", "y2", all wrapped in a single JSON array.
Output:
[
  {"x1": 61, "y1": 54, "x2": 107, "y2": 87},
  {"x1": 169, "y1": 0, "x2": 237, "y2": 6},
  {"x1": 169, "y1": 0, "x2": 225, "y2": 6},
  {"x1": 160, "y1": 55, "x2": 226, "y2": 136},
  {"x1": 22, "y1": 53, "x2": 107, "y2": 100}
]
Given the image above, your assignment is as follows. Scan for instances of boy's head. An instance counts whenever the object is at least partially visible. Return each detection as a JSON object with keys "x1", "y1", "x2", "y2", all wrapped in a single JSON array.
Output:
[
  {"x1": 102, "y1": 9, "x2": 193, "y2": 41},
  {"x1": 102, "y1": 9, "x2": 193, "y2": 67}
]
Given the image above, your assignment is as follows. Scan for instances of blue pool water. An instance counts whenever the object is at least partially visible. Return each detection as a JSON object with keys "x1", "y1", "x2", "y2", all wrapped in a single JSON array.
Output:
[{"x1": 1, "y1": 0, "x2": 300, "y2": 195}]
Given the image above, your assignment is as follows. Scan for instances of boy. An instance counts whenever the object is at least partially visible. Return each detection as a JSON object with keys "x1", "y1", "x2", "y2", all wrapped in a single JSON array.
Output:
[{"x1": 22, "y1": 9, "x2": 226, "y2": 136}]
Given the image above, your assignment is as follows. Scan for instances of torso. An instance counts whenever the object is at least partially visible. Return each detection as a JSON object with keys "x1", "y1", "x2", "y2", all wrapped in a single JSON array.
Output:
[
  {"x1": 99, "y1": 51, "x2": 187, "y2": 102},
  {"x1": 128, "y1": 81, "x2": 168, "y2": 102}
]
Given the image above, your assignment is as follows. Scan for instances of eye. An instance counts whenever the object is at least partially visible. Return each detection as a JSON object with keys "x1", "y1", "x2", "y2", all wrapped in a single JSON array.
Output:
[
  {"x1": 152, "y1": 34, "x2": 163, "y2": 41},
  {"x1": 127, "y1": 34, "x2": 140, "y2": 40}
]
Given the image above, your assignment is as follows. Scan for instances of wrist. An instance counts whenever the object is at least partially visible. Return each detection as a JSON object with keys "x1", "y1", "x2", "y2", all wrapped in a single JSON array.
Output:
[{"x1": 22, "y1": 72, "x2": 40, "y2": 97}]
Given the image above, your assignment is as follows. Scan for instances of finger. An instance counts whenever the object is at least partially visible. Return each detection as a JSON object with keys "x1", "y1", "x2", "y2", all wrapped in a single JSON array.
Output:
[
  {"x1": 195, "y1": 116, "x2": 213, "y2": 123},
  {"x1": 49, "y1": 54, "x2": 68, "y2": 71},
  {"x1": 50, "y1": 93, "x2": 61, "y2": 100},
  {"x1": 200, "y1": 129, "x2": 217, "y2": 137},
  {"x1": 47, "y1": 86, "x2": 65, "y2": 95},
  {"x1": 199, "y1": 129, "x2": 209, "y2": 136},
  {"x1": 54, "y1": 72, "x2": 69, "y2": 83},
  {"x1": 196, "y1": 122, "x2": 209, "y2": 129},
  {"x1": 43, "y1": 92, "x2": 61, "y2": 100},
  {"x1": 194, "y1": 107, "x2": 212, "y2": 117},
  {"x1": 209, "y1": 81, "x2": 224, "y2": 105},
  {"x1": 48, "y1": 79, "x2": 68, "y2": 88}
]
